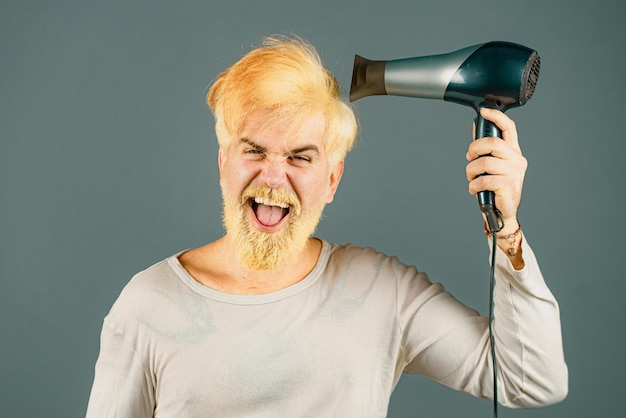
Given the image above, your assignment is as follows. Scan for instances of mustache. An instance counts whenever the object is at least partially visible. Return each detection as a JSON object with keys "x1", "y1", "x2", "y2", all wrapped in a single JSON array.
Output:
[{"x1": 240, "y1": 184, "x2": 301, "y2": 214}]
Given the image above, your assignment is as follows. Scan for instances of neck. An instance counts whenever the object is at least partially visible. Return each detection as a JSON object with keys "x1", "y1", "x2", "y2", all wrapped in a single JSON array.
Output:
[{"x1": 180, "y1": 237, "x2": 322, "y2": 295}]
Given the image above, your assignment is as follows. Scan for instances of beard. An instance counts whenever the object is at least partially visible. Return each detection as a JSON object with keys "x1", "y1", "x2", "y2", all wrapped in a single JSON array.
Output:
[{"x1": 221, "y1": 183, "x2": 327, "y2": 271}]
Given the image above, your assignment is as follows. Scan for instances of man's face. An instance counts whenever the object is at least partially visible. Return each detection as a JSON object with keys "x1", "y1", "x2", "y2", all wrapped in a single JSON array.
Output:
[{"x1": 219, "y1": 109, "x2": 344, "y2": 271}]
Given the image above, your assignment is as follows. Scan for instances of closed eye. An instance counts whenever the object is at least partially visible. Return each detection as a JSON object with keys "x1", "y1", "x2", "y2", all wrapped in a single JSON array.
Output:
[
  {"x1": 240, "y1": 138, "x2": 266, "y2": 158},
  {"x1": 288, "y1": 154, "x2": 311, "y2": 163},
  {"x1": 245, "y1": 148, "x2": 264, "y2": 155}
]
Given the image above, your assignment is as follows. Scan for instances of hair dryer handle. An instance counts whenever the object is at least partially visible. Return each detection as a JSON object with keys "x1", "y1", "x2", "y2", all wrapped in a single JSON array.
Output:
[
  {"x1": 475, "y1": 112, "x2": 504, "y2": 233},
  {"x1": 475, "y1": 113, "x2": 502, "y2": 140}
]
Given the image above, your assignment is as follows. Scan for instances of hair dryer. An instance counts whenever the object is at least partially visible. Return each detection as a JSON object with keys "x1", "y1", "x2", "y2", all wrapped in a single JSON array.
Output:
[{"x1": 349, "y1": 41, "x2": 540, "y2": 233}]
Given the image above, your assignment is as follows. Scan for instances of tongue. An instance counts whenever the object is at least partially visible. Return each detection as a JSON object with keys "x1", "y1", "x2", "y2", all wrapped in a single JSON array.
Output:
[{"x1": 255, "y1": 204, "x2": 287, "y2": 227}]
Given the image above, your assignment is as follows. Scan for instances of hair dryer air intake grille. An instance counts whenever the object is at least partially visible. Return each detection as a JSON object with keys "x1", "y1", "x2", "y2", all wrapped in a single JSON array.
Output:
[{"x1": 521, "y1": 52, "x2": 540, "y2": 104}]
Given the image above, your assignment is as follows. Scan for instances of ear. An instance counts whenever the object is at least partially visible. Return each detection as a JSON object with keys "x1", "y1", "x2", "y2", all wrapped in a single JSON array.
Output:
[
  {"x1": 326, "y1": 160, "x2": 345, "y2": 204},
  {"x1": 218, "y1": 146, "x2": 225, "y2": 177}
]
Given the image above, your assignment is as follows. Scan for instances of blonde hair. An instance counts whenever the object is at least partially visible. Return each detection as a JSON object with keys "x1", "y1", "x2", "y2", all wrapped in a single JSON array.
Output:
[{"x1": 207, "y1": 35, "x2": 358, "y2": 166}]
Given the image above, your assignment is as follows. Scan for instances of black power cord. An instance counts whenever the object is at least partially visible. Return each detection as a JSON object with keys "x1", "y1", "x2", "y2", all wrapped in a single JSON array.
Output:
[
  {"x1": 488, "y1": 232, "x2": 499, "y2": 418},
  {"x1": 482, "y1": 206, "x2": 503, "y2": 418}
]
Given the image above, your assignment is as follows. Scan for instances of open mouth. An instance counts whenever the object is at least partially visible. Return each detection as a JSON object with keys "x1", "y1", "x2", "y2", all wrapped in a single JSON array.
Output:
[{"x1": 250, "y1": 197, "x2": 291, "y2": 227}]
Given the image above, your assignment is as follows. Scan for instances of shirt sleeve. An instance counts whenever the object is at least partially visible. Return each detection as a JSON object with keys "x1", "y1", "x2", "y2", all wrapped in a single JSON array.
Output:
[
  {"x1": 85, "y1": 319, "x2": 156, "y2": 418},
  {"x1": 397, "y1": 234, "x2": 568, "y2": 408}
]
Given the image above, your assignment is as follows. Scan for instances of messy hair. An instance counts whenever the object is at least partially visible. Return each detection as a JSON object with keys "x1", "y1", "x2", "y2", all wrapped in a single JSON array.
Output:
[{"x1": 207, "y1": 35, "x2": 358, "y2": 166}]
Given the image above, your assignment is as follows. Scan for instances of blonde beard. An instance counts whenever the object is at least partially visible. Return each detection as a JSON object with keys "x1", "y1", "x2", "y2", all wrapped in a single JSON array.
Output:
[{"x1": 222, "y1": 184, "x2": 327, "y2": 271}]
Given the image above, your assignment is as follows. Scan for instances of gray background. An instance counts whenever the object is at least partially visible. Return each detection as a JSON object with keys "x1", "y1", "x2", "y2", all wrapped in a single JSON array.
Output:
[{"x1": 1, "y1": 0, "x2": 624, "y2": 417}]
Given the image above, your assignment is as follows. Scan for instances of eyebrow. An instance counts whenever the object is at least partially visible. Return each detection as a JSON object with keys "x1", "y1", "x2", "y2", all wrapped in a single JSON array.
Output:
[
  {"x1": 240, "y1": 138, "x2": 265, "y2": 152},
  {"x1": 239, "y1": 138, "x2": 320, "y2": 155}
]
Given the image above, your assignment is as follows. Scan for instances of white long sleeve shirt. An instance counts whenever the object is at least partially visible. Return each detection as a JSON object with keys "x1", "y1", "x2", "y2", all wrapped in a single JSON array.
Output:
[{"x1": 86, "y1": 236, "x2": 567, "y2": 417}]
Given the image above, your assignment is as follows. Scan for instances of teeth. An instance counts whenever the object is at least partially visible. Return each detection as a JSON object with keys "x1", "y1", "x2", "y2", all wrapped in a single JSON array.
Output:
[{"x1": 254, "y1": 197, "x2": 289, "y2": 208}]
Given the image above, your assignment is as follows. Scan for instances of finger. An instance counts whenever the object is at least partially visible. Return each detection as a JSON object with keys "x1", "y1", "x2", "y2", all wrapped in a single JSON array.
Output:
[
  {"x1": 468, "y1": 173, "x2": 523, "y2": 216},
  {"x1": 466, "y1": 160, "x2": 527, "y2": 188},
  {"x1": 466, "y1": 136, "x2": 521, "y2": 162},
  {"x1": 466, "y1": 155, "x2": 498, "y2": 180},
  {"x1": 466, "y1": 154, "x2": 522, "y2": 181},
  {"x1": 468, "y1": 177, "x2": 520, "y2": 220},
  {"x1": 479, "y1": 108, "x2": 520, "y2": 151}
]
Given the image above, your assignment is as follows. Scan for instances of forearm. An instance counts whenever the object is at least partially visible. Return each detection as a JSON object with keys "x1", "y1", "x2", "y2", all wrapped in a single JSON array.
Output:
[
  {"x1": 490, "y1": 234, "x2": 568, "y2": 407},
  {"x1": 401, "y1": 235, "x2": 567, "y2": 407}
]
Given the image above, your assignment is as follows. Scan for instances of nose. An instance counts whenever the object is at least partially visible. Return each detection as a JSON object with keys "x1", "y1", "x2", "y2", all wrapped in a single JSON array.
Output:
[{"x1": 260, "y1": 157, "x2": 288, "y2": 189}]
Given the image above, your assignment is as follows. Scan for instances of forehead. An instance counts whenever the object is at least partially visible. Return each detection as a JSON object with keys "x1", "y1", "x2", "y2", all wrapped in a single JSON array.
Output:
[{"x1": 237, "y1": 109, "x2": 327, "y2": 150}]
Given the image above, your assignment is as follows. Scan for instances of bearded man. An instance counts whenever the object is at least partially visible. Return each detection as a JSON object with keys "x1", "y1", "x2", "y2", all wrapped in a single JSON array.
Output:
[{"x1": 86, "y1": 36, "x2": 567, "y2": 417}]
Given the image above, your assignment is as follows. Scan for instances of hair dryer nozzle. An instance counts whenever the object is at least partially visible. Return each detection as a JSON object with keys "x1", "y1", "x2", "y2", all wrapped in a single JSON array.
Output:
[{"x1": 349, "y1": 55, "x2": 387, "y2": 102}]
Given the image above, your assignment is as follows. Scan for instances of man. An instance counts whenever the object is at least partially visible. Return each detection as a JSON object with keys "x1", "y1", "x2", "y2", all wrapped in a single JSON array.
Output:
[{"x1": 86, "y1": 35, "x2": 568, "y2": 417}]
